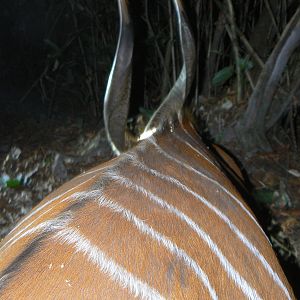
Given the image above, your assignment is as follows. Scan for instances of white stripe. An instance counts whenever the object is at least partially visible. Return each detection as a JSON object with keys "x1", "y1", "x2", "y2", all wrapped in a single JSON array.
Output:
[
  {"x1": 0, "y1": 274, "x2": 10, "y2": 289},
  {"x1": 105, "y1": 171, "x2": 262, "y2": 300},
  {"x1": 146, "y1": 136, "x2": 265, "y2": 235},
  {"x1": 179, "y1": 120, "x2": 203, "y2": 147},
  {"x1": 7, "y1": 176, "x2": 96, "y2": 236},
  {"x1": 171, "y1": 124, "x2": 271, "y2": 247},
  {"x1": 1, "y1": 213, "x2": 73, "y2": 252},
  {"x1": 54, "y1": 227, "x2": 165, "y2": 300},
  {"x1": 78, "y1": 164, "x2": 114, "y2": 178},
  {"x1": 1, "y1": 176, "x2": 96, "y2": 251},
  {"x1": 172, "y1": 131, "x2": 216, "y2": 167},
  {"x1": 112, "y1": 158, "x2": 292, "y2": 300},
  {"x1": 73, "y1": 190, "x2": 218, "y2": 300},
  {"x1": 0, "y1": 209, "x2": 73, "y2": 252}
]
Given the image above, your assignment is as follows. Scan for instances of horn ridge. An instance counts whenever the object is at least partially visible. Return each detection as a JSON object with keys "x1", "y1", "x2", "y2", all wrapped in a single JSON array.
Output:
[
  {"x1": 143, "y1": 0, "x2": 196, "y2": 134},
  {"x1": 103, "y1": 0, "x2": 134, "y2": 155}
]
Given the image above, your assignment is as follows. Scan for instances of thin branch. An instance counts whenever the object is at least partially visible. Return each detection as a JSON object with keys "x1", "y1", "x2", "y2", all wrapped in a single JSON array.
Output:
[
  {"x1": 225, "y1": 0, "x2": 242, "y2": 103},
  {"x1": 168, "y1": 0, "x2": 177, "y2": 83},
  {"x1": 235, "y1": 27, "x2": 265, "y2": 68},
  {"x1": 214, "y1": 0, "x2": 264, "y2": 69},
  {"x1": 19, "y1": 66, "x2": 49, "y2": 104},
  {"x1": 144, "y1": 0, "x2": 171, "y2": 88},
  {"x1": 264, "y1": 0, "x2": 280, "y2": 38}
]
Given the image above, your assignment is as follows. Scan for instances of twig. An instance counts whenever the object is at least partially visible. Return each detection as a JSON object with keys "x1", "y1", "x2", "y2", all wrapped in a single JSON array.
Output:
[
  {"x1": 194, "y1": 0, "x2": 201, "y2": 105},
  {"x1": 214, "y1": 0, "x2": 264, "y2": 69},
  {"x1": 235, "y1": 27, "x2": 265, "y2": 68},
  {"x1": 69, "y1": 0, "x2": 94, "y2": 109},
  {"x1": 144, "y1": 0, "x2": 172, "y2": 88},
  {"x1": 225, "y1": 0, "x2": 242, "y2": 103},
  {"x1": 168, "y1": 0, "x2": 176, "y2": 83},
  {"x1": 264, "y1": 0, "x2": 280, "y2": 39},
  {"x1": 19, "y1": 67, "x2": 48, "y2": 104}
]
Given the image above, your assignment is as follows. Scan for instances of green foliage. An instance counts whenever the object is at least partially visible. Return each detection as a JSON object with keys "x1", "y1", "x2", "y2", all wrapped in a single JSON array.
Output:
[
  {"x1": 5, "y1": 178, "x2": 22, "y2": 189},
  {"x1": 212, "y1": 66, "x2": 235, "y2": 87},
  {"x1": 237, "y1": 58, "x2": 253, "y2": 71},
  {"x1": 139, "y1": 107, "x2": 155, "y2": 121},
  {"x1": 212, "y1": 58, "x2": 253, "y2": 87},
  {"x1": 253, "y1": 188, "x2": 274, "y2": 205},
  {"x1": 1, "y1": 174, "x2": 23, "y2": 189}
]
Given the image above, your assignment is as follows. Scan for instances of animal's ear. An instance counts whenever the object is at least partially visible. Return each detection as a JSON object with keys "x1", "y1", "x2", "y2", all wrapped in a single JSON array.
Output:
[
  {"x1": 143, "y1": 0, "x2": 195, "y2": 134},
  {"x1": 103, "y1": 0, "x2": 133, "y2": 156}
]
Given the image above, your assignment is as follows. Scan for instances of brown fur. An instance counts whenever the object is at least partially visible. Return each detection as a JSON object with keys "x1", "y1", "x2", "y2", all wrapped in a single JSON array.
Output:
[{"x1": 0, "y1": 120, "x2": 295, "y2": 299}]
